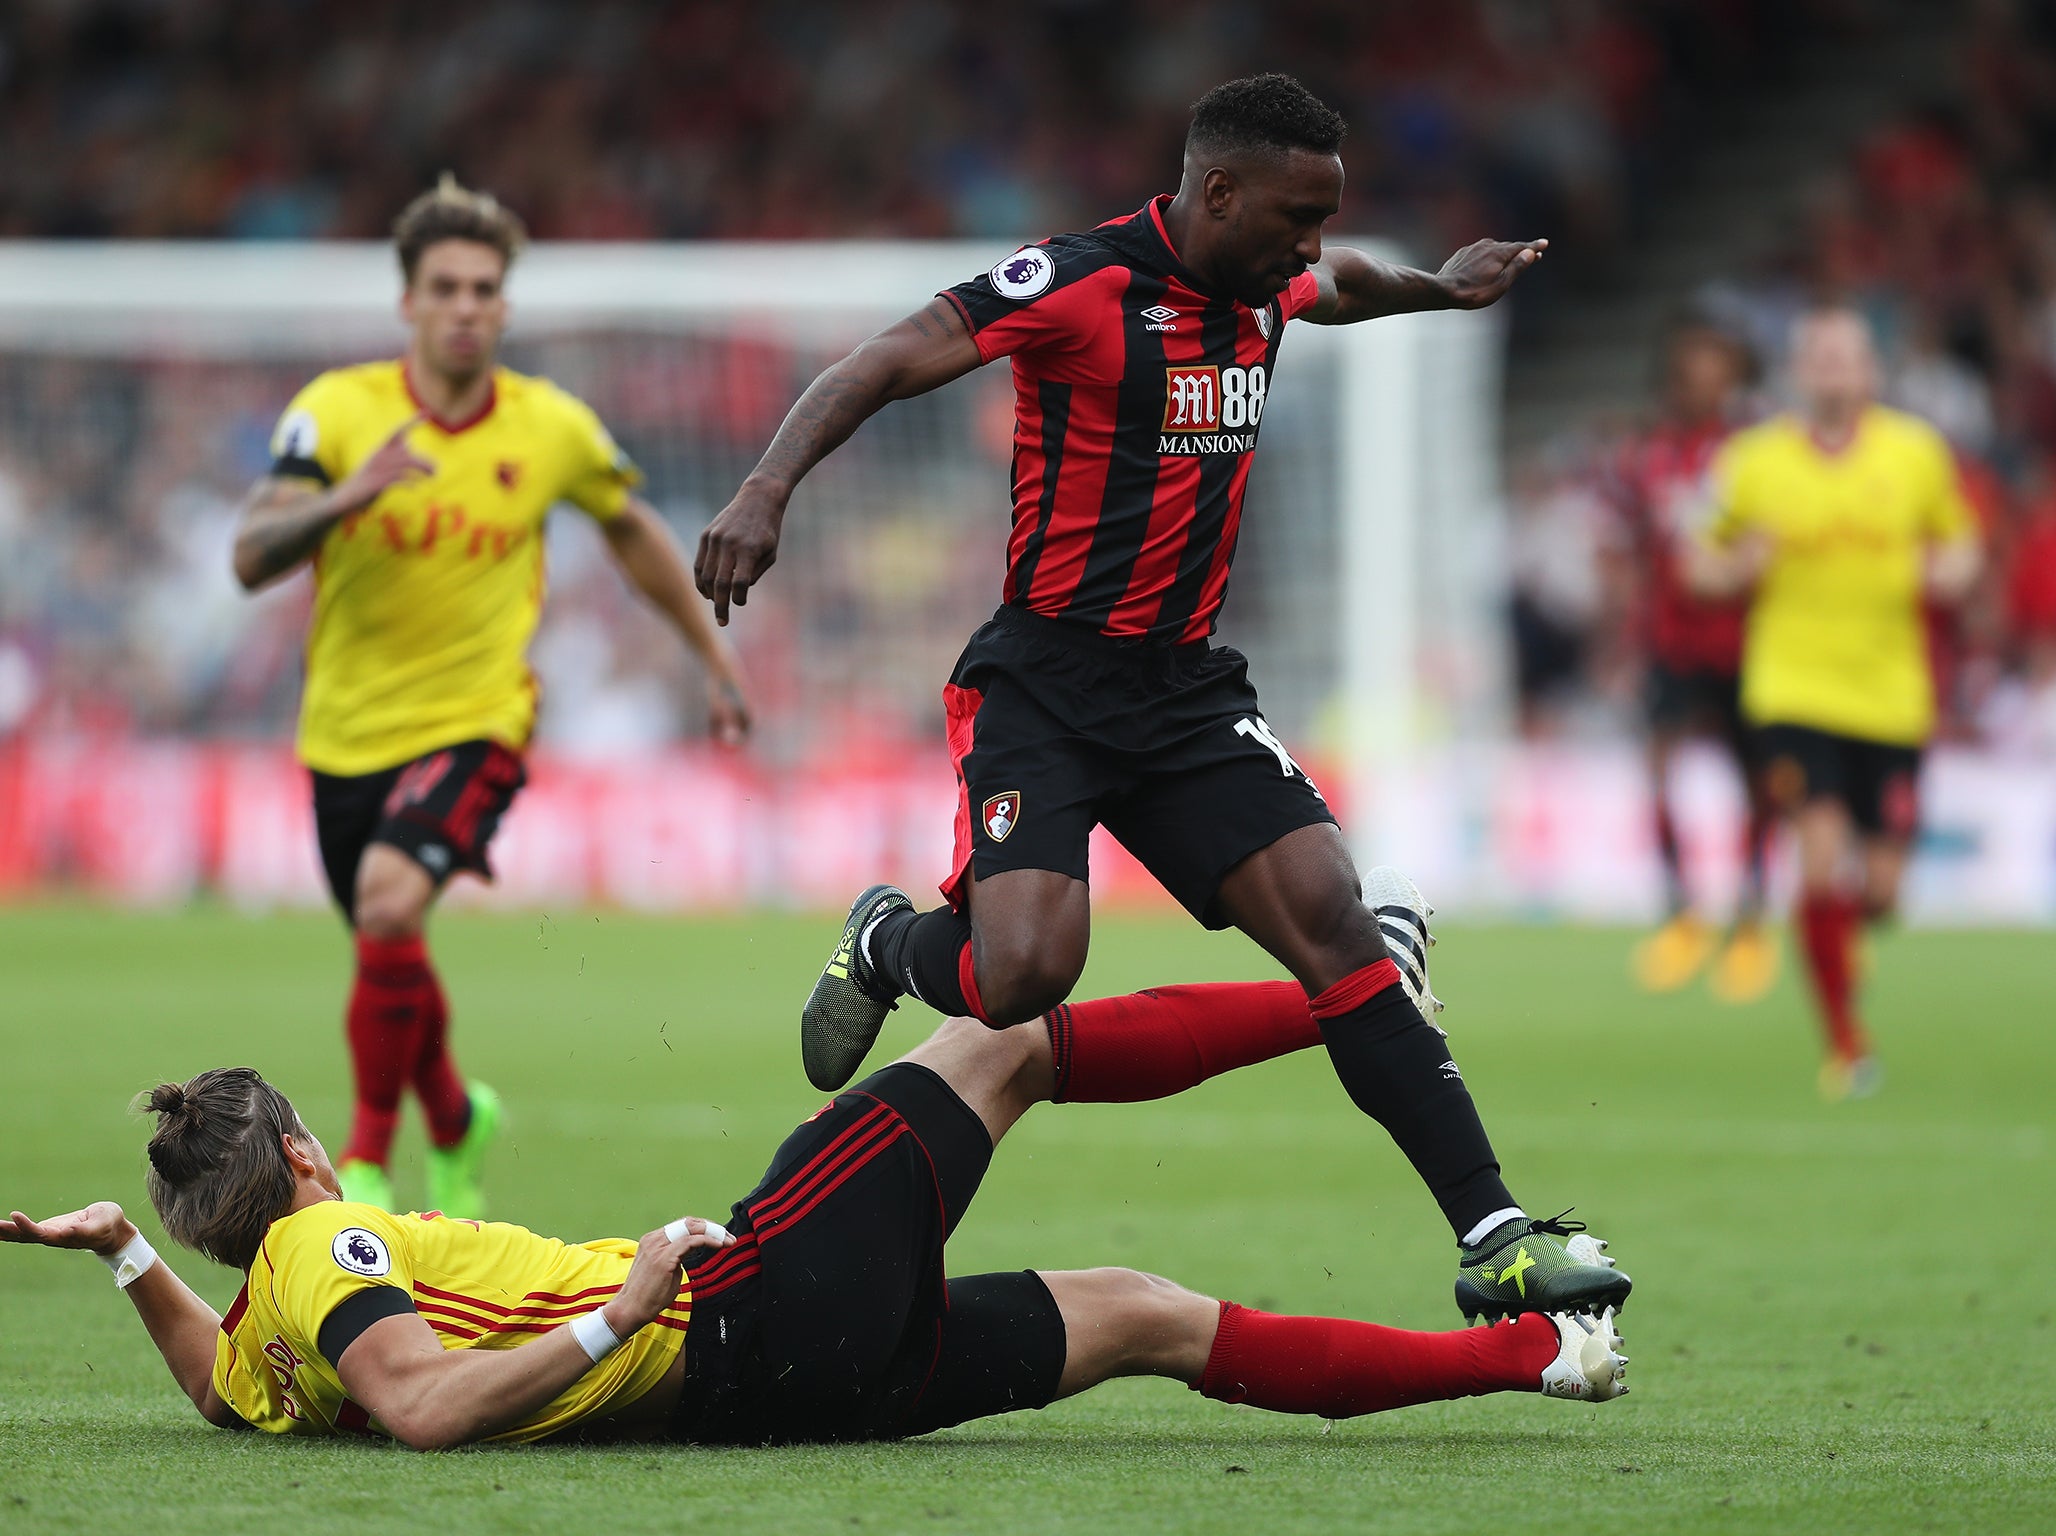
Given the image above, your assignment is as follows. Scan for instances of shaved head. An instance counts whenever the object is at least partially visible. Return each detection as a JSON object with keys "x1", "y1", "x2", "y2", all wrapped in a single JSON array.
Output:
[{"x1": 1171, "y1": 75, "x2": 1347, "y2": 307}]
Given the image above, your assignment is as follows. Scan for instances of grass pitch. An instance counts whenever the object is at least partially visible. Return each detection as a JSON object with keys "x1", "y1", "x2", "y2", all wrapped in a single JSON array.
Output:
[{"x1": 2, "y1": 905, "x2": 2053, "y2": 1535}]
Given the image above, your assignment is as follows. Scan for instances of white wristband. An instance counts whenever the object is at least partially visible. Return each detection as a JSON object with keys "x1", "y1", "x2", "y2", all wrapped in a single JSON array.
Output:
[
  {"x1": 665, "y1": 1217, "x2": 731, "y2": 1245},
  {"x1": 99, "y1": 1233, "x2": 158, "y2": 1290},
  {"x1": 567, "y1": 1305, "x2": 624, "y2": 1364}
]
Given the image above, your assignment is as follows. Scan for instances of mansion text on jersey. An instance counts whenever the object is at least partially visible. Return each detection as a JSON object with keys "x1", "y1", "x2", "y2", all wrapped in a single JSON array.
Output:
[{"x1": 1159, "y1": 431, "x2": 1262, "y2": 455}]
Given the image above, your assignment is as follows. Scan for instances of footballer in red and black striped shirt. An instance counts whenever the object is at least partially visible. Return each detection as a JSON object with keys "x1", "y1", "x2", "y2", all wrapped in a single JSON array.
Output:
[
  {"x1": 938, "y1": 194, "x2": 1317, "y2": 645},
  {"x1": 699, "y1": 74, "x2": 1629, "y2": 1323}
]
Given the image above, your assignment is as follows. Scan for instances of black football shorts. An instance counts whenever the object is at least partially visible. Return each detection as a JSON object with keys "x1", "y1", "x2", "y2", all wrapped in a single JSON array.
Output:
[
  {"x1": 1757, "y1": 723, "x2": 1922, "y2": 837},
  {"x1": 941, "y1": 604, "x2": 1338, "y2": 928},
  {"x1": 309, "y1": 739, "x2": 527, "y2": 923},
  {"x1": 668, "y1": 1062, "x2": 1067, "y2": 1446},
  {"x1": 1645, "y1": 661, "x2": 1749, "y2": 750}
]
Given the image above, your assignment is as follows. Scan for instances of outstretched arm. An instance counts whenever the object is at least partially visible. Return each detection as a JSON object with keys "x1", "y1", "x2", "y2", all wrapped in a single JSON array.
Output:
[
  {"x1": 1303, "y1": 238, "x2": 1548, "y2": 326},
  {"x1": 693, "y1": 297, "x2": 984, "y2": 623},
  {"x1": 601, "y1": 498, "x2": 752, "y2": 745},
  {"x1": 336, "y1": 1217, "x2": 730, "y2": 1450},
  {"x1": 2, "y1": 1202, "x2": 239, "y2": 1427}
]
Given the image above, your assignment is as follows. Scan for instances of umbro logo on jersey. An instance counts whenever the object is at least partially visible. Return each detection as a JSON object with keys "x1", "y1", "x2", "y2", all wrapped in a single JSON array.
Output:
[{"x1": 1140, "y1": 304, "x2": 1180, "y2": 332}]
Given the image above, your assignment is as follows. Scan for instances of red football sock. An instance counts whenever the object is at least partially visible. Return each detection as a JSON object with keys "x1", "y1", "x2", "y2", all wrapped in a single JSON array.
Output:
[
  {"x1": 1195, "y1": 1301, "x2": 1559, "y2": 1417},
  {"x1": 1798, "y1": 892, "x2": 1865, "y2": 1058},
  {"x1": 409, "y1": 963, "x2": 471, "y2": 1149},
  {"x1": 341, "y1": 933, "x2": 434, "y2": 1167},
  {"x1": 1046, "y1": 981, "x2": 1322, "y2": 1102}
]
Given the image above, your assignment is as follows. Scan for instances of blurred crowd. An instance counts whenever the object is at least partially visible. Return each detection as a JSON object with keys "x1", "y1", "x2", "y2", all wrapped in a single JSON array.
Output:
[
  {"x1": 1507, "y1": 0, "x2": 2056, "y2": 756},
  {"x1": 5, "y1": 0, "x2": 1837, "y2": 258}
]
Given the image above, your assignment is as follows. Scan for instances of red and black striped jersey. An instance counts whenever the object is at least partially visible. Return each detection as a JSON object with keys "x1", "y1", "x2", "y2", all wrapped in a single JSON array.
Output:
[{"x1": 942, "y1": 195, "x2": 1322, "y2": 645}]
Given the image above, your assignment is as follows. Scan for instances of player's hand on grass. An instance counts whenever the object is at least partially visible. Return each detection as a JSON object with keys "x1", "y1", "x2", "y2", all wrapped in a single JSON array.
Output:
[
  {"x1": 1435, "y1": 238, "x2": 1548, "y2": 309},
  {"x1": 694, "y1": 481, "x2": 786, "y2": 625},
  {"x1": 599, "y1": 1217, "x2": 735, "y2": 1336},
  {"x1": 2, "y1": 1201, "x2": 136, "y2": 1257},
  {"x1": 333, "y1": 412, "x2": 436, "y2": 513}
]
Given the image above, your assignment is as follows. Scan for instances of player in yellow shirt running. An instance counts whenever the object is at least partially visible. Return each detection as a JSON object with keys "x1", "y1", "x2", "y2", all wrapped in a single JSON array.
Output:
[
  {"x1": 232, "y1": 179, "x2": 750, "y2": 1214},
  {"x1": 4, "y1": 993, "x2": 1629, "y2": 1449},
  {"x1": 1692, "y1": 308, "x2": 1980, "y2": 1099}
]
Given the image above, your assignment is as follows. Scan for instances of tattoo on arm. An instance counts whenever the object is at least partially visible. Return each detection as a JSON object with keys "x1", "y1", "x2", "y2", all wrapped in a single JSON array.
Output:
[
  {"x1": 1308, "y1": 249, "x2": 1447, "y2": 325},
  {"x1": 234, "y1": 480, "x2": 348, "y2": 589}
]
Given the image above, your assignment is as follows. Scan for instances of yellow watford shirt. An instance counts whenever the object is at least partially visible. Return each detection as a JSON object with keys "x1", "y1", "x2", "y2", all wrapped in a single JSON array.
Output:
[
  {"x1": 1705, "y1": 405, "x2": 1975, "y2": 746},
  {"x1": 268, "y1": 360, "x2": 641, "y2": 776},
  {"x1": 212, "y1": 1202, "x2": 689, "y2": 1443}
]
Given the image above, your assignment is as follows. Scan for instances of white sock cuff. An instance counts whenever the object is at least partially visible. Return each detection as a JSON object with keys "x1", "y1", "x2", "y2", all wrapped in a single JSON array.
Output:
[{"x1": 1462, "y1": 1206, "x2": 1527, "y2": 1249}]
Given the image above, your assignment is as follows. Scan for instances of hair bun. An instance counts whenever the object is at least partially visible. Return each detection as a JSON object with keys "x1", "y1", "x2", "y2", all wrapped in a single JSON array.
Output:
[{"x1": 146, "y1": 1082, "x2": 200, "y2": 1123}]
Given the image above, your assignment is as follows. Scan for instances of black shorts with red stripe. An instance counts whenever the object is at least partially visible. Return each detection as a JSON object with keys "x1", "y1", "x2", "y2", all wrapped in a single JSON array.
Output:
[
  {"x1": 942, "y1": 604, "x2": 1337, "y2": 927},
  {"x1": 310, "y1": 739, "x2": 526, "y2": 924},
  {"x1": 669, "y1": 1063, "x2": 1067, "y2": 1445},
  {"x1": 1757, "y1": 723, "x2": 1923, "y2": 838}
]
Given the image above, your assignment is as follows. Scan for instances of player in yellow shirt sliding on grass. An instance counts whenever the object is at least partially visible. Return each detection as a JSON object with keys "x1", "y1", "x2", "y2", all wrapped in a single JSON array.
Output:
[{"x1": 3, "y1": 984, "x2": 1628, "y2": 1448}]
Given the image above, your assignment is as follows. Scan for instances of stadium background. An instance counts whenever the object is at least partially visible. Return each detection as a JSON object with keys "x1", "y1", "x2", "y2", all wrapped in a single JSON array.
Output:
[
  {"x1": 5, "y1": 5, "x2": 2056, "y2": 1534},
  {"x1": 6, "y1": 0, "x2": 2056, "y2": 922}
]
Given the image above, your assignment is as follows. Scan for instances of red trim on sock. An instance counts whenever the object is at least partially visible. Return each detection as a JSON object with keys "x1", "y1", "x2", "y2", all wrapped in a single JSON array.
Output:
[
  {"x1": 956, "y1": 937, "x2": 989, "y2": 1024},
  {"x1": 1194, "y1": 1301, "x2": 1557, "y2": 1417},
  {"x1": 355, "y1": 931, "x2": 427, "y2": 976},
  {"x1": 1047, "y1": 981, "x2": 1321, "y2": 1103},
  {"x1": 1306, "y1": 959, "x2": 1402, "y2": 1022}
]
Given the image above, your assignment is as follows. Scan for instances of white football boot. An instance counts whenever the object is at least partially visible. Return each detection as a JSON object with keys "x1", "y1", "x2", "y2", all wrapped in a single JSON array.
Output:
[
  {"x1": 1363, "y1": 865, "x2": 1444, "y2": 1027},
  {"x1": 1538, "y1": 1307, "x2": 1630, "y2": 1403}
]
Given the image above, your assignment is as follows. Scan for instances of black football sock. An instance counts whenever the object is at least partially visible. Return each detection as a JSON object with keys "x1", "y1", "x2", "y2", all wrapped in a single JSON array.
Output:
[
  {"x1": 865, "y1": 904, "x2": 974, "y2": 1016},
  {"x1": 1308, "y1": 961, "x2": 1515, "y2": 1240}
]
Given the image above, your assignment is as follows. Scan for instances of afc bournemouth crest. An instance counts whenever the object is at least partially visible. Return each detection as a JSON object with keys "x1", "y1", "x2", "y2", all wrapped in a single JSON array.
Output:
[
  {"x1": 982, "y1": 792, "x2": 1020, "y2": 843},
  {"x1": 1254, "y1": 306, "x2": 1274, "y2": 340}
]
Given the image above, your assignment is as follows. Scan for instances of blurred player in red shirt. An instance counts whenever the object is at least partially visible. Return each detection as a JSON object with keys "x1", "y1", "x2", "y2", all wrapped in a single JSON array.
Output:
[{"x1": 1606, "y1": 319, "x2": 1778, "y2": 1001}]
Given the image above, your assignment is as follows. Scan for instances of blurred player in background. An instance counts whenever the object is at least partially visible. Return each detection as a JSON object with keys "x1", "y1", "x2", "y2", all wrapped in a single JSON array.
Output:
[
  {"x1": 1692, "y1": 308, "x2": 1980, "y2": 1099},
  {"x1": 1607, "y1": 318, "x2": 1779, "y2": 1002},
  {"x1": 697, "y1": 75, "x2": 1630, "y2": 1324},
  {"x1": 233, "y1": 178, "x2": 750, "y2": 1215}
]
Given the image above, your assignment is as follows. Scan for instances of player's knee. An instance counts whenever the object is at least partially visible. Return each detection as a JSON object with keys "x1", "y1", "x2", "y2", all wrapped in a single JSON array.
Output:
[
  {"x1": 972, "y1": 931, "x2": 1086, "y2": 1025},
  {"x1": 1298, "y1": 887, "x2": 1385, "y2": 974},
  {"x1": 353, "y1": 873, "x2": 429, "y2": 941},
  {"x1": 354, "y1": 897, "x2": 424, "y2": 942}
]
